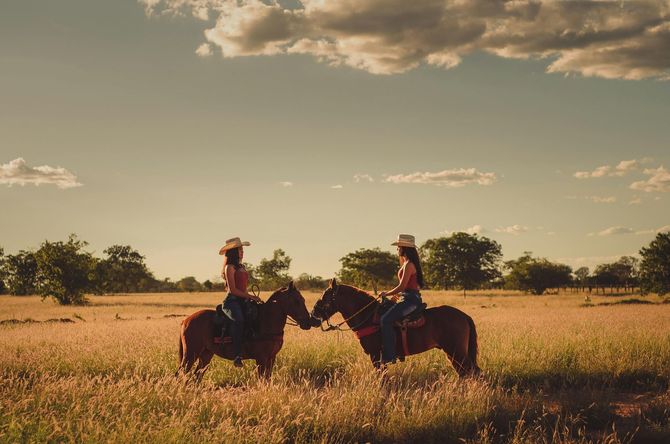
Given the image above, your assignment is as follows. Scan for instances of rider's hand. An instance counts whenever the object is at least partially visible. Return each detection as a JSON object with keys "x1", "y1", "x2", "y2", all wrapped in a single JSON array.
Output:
[
  {"x1": 390, "y1": 294, "x2": 399, "y2": 302},
  {"x1": 379, "y1": 291, "x2": 387, "y2": 298},
  {"x1": 251, "y1": 295, "x2": 262, "y2": 303}
]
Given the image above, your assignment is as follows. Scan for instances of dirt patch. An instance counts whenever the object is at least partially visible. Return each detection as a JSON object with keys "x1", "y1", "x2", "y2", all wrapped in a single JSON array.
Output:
[{"x1": 0, "y1": 318, "x2": 75, "y2": 326}]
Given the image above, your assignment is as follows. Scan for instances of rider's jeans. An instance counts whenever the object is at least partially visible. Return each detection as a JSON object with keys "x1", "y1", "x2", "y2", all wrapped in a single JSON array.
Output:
[
  {"x1": 380, "y1": 290, "x2": 422, "y2": 363},
  {"x1": 222, "y1": 294, "x2": 245, "y2": 357}
]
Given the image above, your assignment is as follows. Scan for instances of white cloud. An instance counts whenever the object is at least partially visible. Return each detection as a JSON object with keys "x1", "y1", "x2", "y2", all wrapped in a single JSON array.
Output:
[
  {"x1": 331, "y1": 184, "x2": 343, "y2": 189},
  {"x1": 279, "y1": 181, "x2": 293, "y2": 187},
  {"x1": 590, "y1": 196, "x2": 617, "y2": 204},
  {"x1": 574, "y1": 166, "x2": 611, "y2": 179},
  {"x1": 353, "y1": 173, "x2": 374, "y2": 183},
  {"x1": 630, "y1": 166, "x2": 670, "y2": 192},
  {"x1": 628, "y1": 196, "x2": 642, "y2": 205},
  {"x1": 595, "y1": 226, "x2": 634, "y2": 236},
  {"x1": 0, "y1": 158, "x2": 82, "y2": 189},
  {"x1": 384, "y1": 168, "x2": 496, "y2": 187},
  {"x1": 494, "y1": 224, "x2": 528, "y2": 235},
  {"x1": 613, "y1": 160, "x2": 639, "y2": 176},
  {"x1": 574, "y1": 159, "x2": 640, "y2": 179},
  {"x1": 568, "y1": 195, "x2": 617, "y2": 203},
  {"x1": 139, "y1": 0, "x2": 670, "y2": 80},
  {"x1": 195, "y1": 43, "x2": 213, "y2": 57}
]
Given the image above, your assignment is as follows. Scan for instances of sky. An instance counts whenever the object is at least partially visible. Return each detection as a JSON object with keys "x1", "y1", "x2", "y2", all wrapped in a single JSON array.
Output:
[{"x1": 1, "y1": 0, "x2": 669, "y2": 283}]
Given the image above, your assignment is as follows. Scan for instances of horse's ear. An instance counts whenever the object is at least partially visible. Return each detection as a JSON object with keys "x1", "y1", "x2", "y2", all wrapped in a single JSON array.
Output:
[
  {"x1": 329, "y1": 278, "x2": 337, "y2": 289},
  {"x1": 287, "y1": 280, "x2": 294, "y2": 290}
]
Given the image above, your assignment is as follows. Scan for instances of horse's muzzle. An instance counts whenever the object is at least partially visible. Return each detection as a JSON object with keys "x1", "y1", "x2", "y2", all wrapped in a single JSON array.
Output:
[
  {"x1": 298, "y1": 318, "x2": 313, "y2": 330},
  {"x1": 308, "y1": 315, "x2": 322, "y2": 328}
]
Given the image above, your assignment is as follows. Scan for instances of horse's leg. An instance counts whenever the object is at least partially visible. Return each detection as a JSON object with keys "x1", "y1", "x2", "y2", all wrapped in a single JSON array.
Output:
[
  {"x1": 182, "y1": 337, "x2": 204, "y2": 375},
  {"x1": 447, "y1": 348, "x2": 469, "y2": 378},
  {"x1": 369, "y1": 352, "x2": 382, "y2": 370},
  {"x1": 255, "y1": 355, "x2": 276, "y2": 379},
  {"x1": 195, "y1": 349, "x2": 214, "y2": 383}
]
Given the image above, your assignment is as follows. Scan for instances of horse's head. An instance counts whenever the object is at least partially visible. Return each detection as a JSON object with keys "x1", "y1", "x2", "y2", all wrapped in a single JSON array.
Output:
[
  {"x1": 276, "y1": 281, "x2": 312, "y2": 330},
  {"x1": 310, "y1": 278, "x2": 339, "y2": 327}
]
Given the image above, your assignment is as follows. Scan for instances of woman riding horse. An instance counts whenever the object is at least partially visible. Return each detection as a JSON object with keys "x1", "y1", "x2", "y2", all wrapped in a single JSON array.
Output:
[
  {"x1": 219, "y1": 237, "x2": 262, "y2": 368},
  {"x1": 378, "y1": 234, "x2": 425, "y2": 366}
]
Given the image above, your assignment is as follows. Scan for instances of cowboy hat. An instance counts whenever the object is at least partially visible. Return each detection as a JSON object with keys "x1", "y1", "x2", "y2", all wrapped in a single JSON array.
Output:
[
  {"x1": 391, "y1": 234, "x2": 417, "y2": 248},
  {"x1": 218, "y1": 237, "x2": 251, "y2": 255}
]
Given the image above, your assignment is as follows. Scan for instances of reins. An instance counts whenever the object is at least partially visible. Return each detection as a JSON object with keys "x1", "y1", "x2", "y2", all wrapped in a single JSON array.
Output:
[
  {"x1": 253, "y1": 284, "x2": 302, "y2": 328},
  {"x1": 317, "y1": 286, "x2": 382, "y2": 332}
]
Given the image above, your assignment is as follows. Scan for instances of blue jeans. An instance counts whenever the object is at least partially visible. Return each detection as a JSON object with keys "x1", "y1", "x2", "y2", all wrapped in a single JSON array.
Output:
[
  {"x1": 222, "y1": 294, "x2": 245, "y2": 357},
  {"x1": 380, "y1": 290, "x2": 422, "y2": 363}
]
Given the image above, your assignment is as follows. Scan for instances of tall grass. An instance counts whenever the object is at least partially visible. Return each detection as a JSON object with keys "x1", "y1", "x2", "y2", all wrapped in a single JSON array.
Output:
[{"x1": 1, "y1": 291, "x2": 669, "y2": 443}]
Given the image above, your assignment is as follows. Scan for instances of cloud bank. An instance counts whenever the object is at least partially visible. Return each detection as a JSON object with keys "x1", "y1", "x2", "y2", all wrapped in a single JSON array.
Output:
[
  {"x1": 574, "y1": 159, "x2": 641, "y2": 179},
  {"x1": 140, "y1": 0, "x2": 670, "y2": 80},
  {"x1": 0, "y1": 158, "x2": 82, "y2": 189},
  {"x1": 630, "y1": 166, "x2": 670, "y2": 192},
  {"x1": 384, "y1": 168, "x2": 496, "y2": 187}
]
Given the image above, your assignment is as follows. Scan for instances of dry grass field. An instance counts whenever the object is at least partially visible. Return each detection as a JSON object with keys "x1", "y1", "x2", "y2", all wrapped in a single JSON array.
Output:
[{"x1": 1, "y1": 290, "x2": 669, "y2": 443}]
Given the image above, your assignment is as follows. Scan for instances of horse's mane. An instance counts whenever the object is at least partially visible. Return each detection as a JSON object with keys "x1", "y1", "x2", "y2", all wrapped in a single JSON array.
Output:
[
  {"x1": 338, "y1": 284, "x2": 378, "y2": 305},
  {"x1": 266, "y1": 287, "x2": 287, "y2": 303}
]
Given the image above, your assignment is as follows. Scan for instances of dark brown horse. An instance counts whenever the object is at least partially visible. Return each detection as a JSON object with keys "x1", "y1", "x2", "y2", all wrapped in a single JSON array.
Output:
[
  {"x1": 177, "y1": 281, "x2": 312, "y2": 379},
  {"x1": 310, "y1": 279, "x2": 481, "y2": 377}
]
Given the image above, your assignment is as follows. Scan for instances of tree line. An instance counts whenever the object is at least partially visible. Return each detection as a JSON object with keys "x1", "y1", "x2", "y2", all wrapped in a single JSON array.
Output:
[
  {"x1": 336, "y1": 232, "x2": 670, "y2": 298},
  {"x1": 1, "y1": 232, "x2": 668, "y2": 305}
]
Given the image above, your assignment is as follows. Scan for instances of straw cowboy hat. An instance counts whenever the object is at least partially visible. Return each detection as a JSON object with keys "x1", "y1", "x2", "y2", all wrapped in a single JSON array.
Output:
[
  {"x1": 218, "y1": 237, "x2": 251, "y2": 255},
  {"x1": 391, "y1": 234, "x2": 417, "y2": 248}
]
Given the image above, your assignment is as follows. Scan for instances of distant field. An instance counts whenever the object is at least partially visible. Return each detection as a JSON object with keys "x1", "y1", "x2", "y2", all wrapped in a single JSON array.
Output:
[{"x1": 1, "y1": 290, "x2": 669, "y2": 443}]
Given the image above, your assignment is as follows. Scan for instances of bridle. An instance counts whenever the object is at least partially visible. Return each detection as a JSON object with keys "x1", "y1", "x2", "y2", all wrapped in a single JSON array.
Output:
[
  {"x1": 312, "y1": 285, "x2": 381, "y2": 332},
  {"x1": 256, "y1": 285, "x2": 309, "y2": 328}
]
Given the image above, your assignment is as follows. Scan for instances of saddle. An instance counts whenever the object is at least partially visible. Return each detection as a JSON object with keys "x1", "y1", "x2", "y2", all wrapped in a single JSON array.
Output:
[
  {"x1": 212, "y1": 301, "x2": 259, "y2": 345},
  {"x1": 368, "y1": 300, "x2": 428, "y2": 358},
  {"x1": 372, "y1": 300, "x2": 427, "y2": 329}
]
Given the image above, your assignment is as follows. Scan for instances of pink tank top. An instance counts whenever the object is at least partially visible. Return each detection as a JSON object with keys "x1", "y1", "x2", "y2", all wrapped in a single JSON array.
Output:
[
  {"x1": 230, "y1": 266, "x2": 248, "y2": 293},
  {"x1": 399, "y1": 267, "x2": 420, "y2": 290}
]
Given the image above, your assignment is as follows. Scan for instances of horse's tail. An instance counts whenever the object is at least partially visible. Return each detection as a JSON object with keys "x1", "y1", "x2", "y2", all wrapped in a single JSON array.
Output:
[{"x1": 466, "y1": 315, "x2": 481, "y2": 376}]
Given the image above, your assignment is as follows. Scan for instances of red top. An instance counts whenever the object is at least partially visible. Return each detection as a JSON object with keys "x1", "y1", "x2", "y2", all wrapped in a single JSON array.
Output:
[
  {"x1": 399, "y1": 266, "x2": 420, "y2": 290},
  {"x1": 230, "y1": 266, "x2": 248, "y2": 293}
]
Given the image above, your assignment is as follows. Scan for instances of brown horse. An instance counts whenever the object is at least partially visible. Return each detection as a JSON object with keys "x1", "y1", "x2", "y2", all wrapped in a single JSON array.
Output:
[
  {"x1": 177, "y1": 281, "x2": 312, "y2": 380},
  {"x1": 310, "y1": 279, "x2": 481, "y2": 377}
]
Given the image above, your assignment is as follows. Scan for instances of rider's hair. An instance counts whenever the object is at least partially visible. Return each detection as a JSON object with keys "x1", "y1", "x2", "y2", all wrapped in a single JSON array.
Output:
[
  {"x1": 399, "y1": 246, "x2": 425, "y2": 288},
  {"x1": 224, "y1": 247, "x2": 242, "y2": 269}
]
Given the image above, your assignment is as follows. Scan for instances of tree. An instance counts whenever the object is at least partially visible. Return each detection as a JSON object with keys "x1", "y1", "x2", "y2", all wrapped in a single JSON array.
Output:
[
  {"x1": 176, "y1": 276, "x2": 202, "y2": 292},
  {"x1": 505, "y1": 253, "x2": 572, "y2": 295},
  {"x1": 592, "y1": 263, "x2": 619, "y2": 291},
  {"x1": 296, "y1": 273, "x2": 328, "y2": 290},
  {"x1": 613, "y1": 256, "x2": 639, "y2": 290},
  {"x1": 0, "y1": 247, "x2": 5, "y2": 294},
  {"x1": 639, "y1": 232, "x2": 670, "y2": 296},
  {"x1": 203, "y1": 279, "x2": 214, "y2": 291},
  {"x1": 34, "y1": 234, "x2": 94, "y2": 305},
  {"x1": 574, "y1": 267, "x2": 590, "y2": 291},
  {"x1": 338, "y1": 248, "x2": 397, "y2": 293},
  {"x1": 94, "y1": 245, "x2": 153, "y2": 293},
  {"x1": 421, "y1": 233, "x2": 503, "y2": 296},
  {"x1": 4, "y1": 250, "x2": 38, "y2": 295},
  {"x1": 255, "y1": 249, "x2": 292, "y2": 290}
]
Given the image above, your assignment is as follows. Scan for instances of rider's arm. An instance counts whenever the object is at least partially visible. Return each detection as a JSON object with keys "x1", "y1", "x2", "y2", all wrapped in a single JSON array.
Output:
[
  {"x1": 225, "y1": 265, "x2": 258, "y2": 300},
  {"x1": 381, "y1": 262, "x2": 415, "y2": 299}
]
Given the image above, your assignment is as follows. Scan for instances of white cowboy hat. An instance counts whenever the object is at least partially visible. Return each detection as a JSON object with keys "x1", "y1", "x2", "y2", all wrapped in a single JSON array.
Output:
[
  {"x1": 218, "y1": 237, "x2": 251, "y2": 255},
  {"x1": 391, "y1": 234, "x2": 417, "y2": 248}
]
